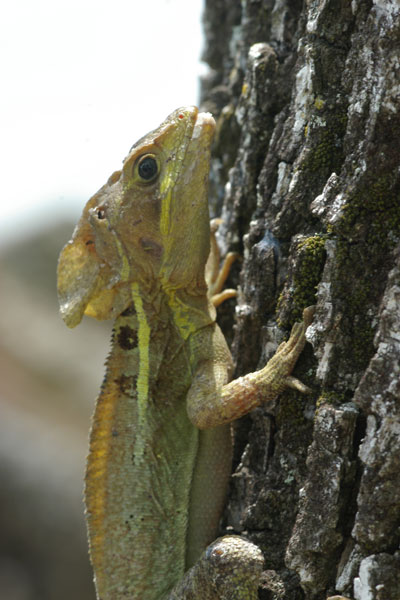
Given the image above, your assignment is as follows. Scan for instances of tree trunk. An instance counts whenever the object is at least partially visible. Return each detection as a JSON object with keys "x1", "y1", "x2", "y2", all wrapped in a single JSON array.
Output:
[{"x1": 200, "y1": 2, "x2": 400, "y2": 599}]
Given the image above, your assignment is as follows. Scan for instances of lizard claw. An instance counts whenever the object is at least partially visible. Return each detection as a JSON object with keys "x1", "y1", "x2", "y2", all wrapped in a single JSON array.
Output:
[{"x1": 285, "y1": 375, "x2": 312, "y2": 394}]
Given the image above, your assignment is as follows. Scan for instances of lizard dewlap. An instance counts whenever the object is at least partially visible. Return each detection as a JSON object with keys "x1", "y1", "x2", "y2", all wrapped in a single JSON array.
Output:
[{"x1": 57, "y1": 106, "x2": 313, "y2": 600}]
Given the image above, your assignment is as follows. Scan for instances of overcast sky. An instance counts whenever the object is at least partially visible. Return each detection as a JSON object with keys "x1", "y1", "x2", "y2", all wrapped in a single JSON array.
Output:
[{"x1": 0, "y1": 0, "x2": 204, "y2": 246}]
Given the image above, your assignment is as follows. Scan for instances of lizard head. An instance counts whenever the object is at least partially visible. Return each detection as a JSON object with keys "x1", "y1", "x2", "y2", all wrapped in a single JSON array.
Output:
[{"x1": 57, "y1": 106, "x2": 216, "y2": 327}]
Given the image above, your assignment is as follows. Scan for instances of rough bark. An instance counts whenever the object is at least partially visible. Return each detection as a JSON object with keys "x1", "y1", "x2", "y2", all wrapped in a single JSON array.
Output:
[{"x1": 200, "y1": 1, "x2": 400, "y2": 599}]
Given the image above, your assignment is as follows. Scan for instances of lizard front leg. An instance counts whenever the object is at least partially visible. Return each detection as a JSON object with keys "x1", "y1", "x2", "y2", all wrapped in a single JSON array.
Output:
[{"x1": 187, "y1": 306, "x2": 314, "y2": 429}]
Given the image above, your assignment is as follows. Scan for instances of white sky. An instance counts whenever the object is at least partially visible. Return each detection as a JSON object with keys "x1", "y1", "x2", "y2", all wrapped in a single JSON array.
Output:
[{"x1": 0, "y1": 0, "x2": 204, "y2": 246}]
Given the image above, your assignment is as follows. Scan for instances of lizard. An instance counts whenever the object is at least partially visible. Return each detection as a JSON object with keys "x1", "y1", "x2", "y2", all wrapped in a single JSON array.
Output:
[{"x1": 57, "y1": 106, "x2": 314, "y2": 600}]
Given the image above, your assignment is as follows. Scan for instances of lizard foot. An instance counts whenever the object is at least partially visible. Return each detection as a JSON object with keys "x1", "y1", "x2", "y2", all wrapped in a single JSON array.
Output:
[
  {"x1": 256, "y1": 305, "x2": 316, "y2": 400},
  {"x1": 206, "y1": 218, "x2": 240, "y2": 306}
]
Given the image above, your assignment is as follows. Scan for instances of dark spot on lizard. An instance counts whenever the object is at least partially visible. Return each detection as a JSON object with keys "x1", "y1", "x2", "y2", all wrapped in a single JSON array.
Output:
[
  {"x1": 115, "y1": 374, "x2": 138, "y2": 395},
  {"x1": 125, "y1": 520, "x2": 132, "y2": 531},
  {"x1": 139, "y1": 237, "x2": 163, "y2": 258},
  {"x1": 121, "y1": 303, "x2": 135, "y2": 317},
  {"x1": 117, "y1": 325, "x2": 138, "y2": 350}
]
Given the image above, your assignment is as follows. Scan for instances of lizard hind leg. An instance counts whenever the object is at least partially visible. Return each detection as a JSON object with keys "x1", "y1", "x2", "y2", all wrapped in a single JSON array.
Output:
[
  {"x1": 168, "y1": 536, "x2": 264, "y2": 600},
  {"x1": 206, "y1": 218, "x2": 240, "y2": 307}
]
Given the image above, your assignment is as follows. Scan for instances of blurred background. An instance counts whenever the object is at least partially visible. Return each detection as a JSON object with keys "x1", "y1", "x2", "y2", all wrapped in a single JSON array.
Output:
[{"x1": 0, "y1": 1, "x2": 203, "y2": 598}]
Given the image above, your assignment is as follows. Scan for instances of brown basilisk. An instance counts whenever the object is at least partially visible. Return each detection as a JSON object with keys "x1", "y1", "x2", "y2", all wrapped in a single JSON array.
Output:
[{"x1": 58, "y1": 106, "x2": 314, "y2": 599}]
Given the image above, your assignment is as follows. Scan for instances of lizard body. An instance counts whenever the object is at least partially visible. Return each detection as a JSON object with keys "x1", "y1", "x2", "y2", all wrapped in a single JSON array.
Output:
[{"x1": 58, "y1": 107, "x2": 313, "y2": 599}]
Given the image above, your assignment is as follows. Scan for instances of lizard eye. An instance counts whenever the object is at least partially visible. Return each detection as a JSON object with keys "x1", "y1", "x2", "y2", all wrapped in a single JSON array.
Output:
[{"x1": 137, "y1": 154, "x2": 159, "y2": 183}]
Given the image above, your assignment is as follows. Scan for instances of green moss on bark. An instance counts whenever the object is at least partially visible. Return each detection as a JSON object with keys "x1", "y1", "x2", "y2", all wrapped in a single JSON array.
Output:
[{"x1": 278, "y1": 235, "x2": 327, "y2": 326}]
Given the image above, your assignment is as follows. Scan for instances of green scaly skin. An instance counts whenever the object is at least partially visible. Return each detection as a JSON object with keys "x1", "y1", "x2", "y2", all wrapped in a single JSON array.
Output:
[{"x1": 57, "y1": 106, "x2": 313, "y2": 599}]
